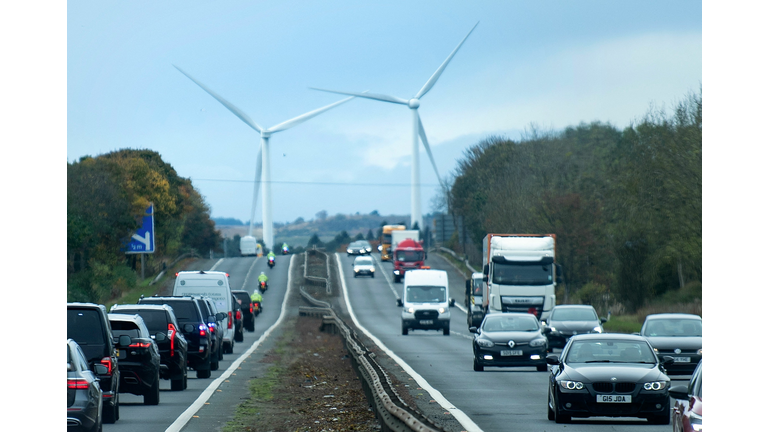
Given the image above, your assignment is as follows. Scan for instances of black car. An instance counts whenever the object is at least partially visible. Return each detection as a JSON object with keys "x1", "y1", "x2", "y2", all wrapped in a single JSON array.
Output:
[
  {"x1": 639, "y1": 313, "x2": 702, "y2": 375},
  {"x1": 193, "y1": 297, "x2": 225, "y2": 370},
  {"x1": 546, "y1": 333, "x2": 673, "y2": 424},
  {"x1": 67, "y1": 339, "x2": 107, "y2": 432},
  {"x1": 470, "y1": 312, "x2": 550, "y2": 372},
  {"x1": 110, "y1": 304, "x2": 189, "y2": 390},
  {"x1": 232, "y1": 293, "x2": 244, "y2": 342},
  {"x1": 108, "y1": 313, "x2": 162, "y2": 405},
  {"x1": 138, "y1": 296, "x2": 214, "y2": 379},
  {"x1": 232, "y1": 290, "x2": 256, "y2": 332},
  {"x1": 543, "y1": 304, "x2": 607, "y2": 349},
  {"x1": 346, "y1": 240, "x2": 371, "y2": 256},
  {"x1": 68, "y1": 302, "x2": 130, "y2": 424}
]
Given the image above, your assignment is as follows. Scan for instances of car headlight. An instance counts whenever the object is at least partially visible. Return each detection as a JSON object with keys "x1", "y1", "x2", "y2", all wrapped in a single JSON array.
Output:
[
  {"x1": 653, "y1": 348, "x2": 659, "y2": 353},
  {"x1": 559, "y1": 380, "x2": 584, "y2": 390},
  {"x1": 438, "y1": 307, "x2": 446, "y2": 314},
  {"x1": 643, "y1": 381, "x2": 667, "y2": 391},
  {"x1": 592, "y1": 326, "x2": 603, "y2": 333},
  {"x1": 529, "y1": 338, "x2": 547, "y2": 348},
  {"x1": 394, "y1": 270, "x2": 401, "y2": 275},
  {"x1": 366, "y1": 248, "x2": 372, "y2": 252},
  {"x1": 476, "y1": 339, "x2": 494, "y2": 348},
  {"x1": 548, "y1": 326, "x2": 557, "y2": 333},
  {"x1": 378, "y1": 245, "x2": 382, "y2": 251},
  {"x1": 406, "y1": 307, "x2": 415, "y2": 313},
  {"x1": 347, "y1": 249, "x2": 353, "y2": 253},
  {"x1": 697, "y1": 348, "x2": 702, "y2": 356}
]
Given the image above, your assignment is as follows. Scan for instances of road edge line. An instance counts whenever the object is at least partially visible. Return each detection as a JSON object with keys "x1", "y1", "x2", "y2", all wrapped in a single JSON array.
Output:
[
  {"x1": 165, "y1": 254, "x2": 296, "y2": 432},
  {"x1": 335, "y1": 253, "x2": 483, "y2": 432}
]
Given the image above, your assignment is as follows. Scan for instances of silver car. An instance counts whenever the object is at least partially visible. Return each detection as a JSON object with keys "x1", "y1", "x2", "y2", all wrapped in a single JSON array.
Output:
[{"x1": 352, "y1": 256, "x2": 375, "y2": 278}]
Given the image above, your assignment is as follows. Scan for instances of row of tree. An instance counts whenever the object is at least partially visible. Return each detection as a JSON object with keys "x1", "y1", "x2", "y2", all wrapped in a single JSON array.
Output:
[
  {"x1": 446, "y1": 91, "x2": 702, "y2": 312},
  {"x1": 68, "y1": 149, "x2": 222, "y2": 303}
]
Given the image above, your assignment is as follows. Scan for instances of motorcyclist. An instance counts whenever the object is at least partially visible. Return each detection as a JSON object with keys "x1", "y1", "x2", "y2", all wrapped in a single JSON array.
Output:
[
  {"x1": 281, "y1": 243, "x2": 289, "y2": 253},
  {"x1": 267, "y1": 250, "x2": 276, "y2": 261},
  {"x1": 250, "y1": 290, "x2": 263, "y2": 313},
  {"x1": 257, "y1": 271, "x2": 268, "y2": 286}
]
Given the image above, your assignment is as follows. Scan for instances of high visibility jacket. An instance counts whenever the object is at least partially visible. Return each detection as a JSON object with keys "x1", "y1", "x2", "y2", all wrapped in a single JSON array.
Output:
[
  {"x1": 258, "y1": 274, "x2": 268, "y2": 282},
  {"x1": 250, "y1": 292, "x2": 262, "y2": 302}
]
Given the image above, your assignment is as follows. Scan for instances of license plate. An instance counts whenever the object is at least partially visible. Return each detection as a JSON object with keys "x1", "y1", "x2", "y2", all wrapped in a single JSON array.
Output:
[
  {"x1": 597, "y1": 394, "x2": 632, "y2": 403},
  {"x1": 419, "y1": 320, "x2": 433, "y2": 325},
  {"x1": 672, "y1": 356, "x2": 690, "y2": 363},
  {"x1": 500, "y1": 350, "x2": 523, "y2": 356}
]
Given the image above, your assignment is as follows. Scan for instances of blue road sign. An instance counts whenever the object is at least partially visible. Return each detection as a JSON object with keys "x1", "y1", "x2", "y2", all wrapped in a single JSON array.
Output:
[{"x1": 125, "y1": 204, "x2": 155, "y2": 254}]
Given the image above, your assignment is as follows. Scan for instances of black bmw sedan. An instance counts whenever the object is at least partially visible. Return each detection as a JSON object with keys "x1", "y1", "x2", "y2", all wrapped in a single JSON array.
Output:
[
  {"x1": 470, "y1": 312, "x2": 549, "y2": 372},
  {"x1": 546, "y1": 333, "x2": 673, "y2": 424}
]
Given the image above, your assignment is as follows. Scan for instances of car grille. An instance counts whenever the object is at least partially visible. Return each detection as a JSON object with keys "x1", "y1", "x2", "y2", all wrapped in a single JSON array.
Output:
[
  {"x1": 494, "y1": 341, "x2": 530, "y2": 347},
  {"x1": 414, "y1": 310, "x2": 438, "y2": 320},
  {"x1": 592, "y1": 382, "x2": 636, "y2": 393}
]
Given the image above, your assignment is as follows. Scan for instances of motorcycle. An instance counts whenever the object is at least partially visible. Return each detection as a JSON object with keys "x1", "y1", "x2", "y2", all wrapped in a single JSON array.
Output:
[
  {"x1": 268, "y1": 257, "x2": 275, "y2": 268},
  {"x1": 281, "y1": 246, "x2": 289, "y2": 255},
  {"x1": 259, "y1": 280, "x2": 268, "y2": 292}
]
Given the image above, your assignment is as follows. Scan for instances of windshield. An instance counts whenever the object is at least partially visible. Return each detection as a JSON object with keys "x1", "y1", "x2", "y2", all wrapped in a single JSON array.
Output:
[
  {"x1": 141, "y1": 300, "x2": 198, "y2": 322},
  {"x1": 472, "y1": 278, "x2": 483, "y2": 295},
  {"x1": 643, "y1": 319, "x2": 702, "y2": 337},
  {"x1": 551, "y1": 308, "x2": 598, "y2": 322},
  {"x1": 482, "y1": 315, "x2": 539, "y2": 332},
  {"x1": 405, "y1": 286, "x2": 446, "y2": 303},
  {"x1": 396, "y1": 250, "x2": 423, "y2": 262},
  {"x1": 492, "y1": 261, "x2": 552, "y2": 285},
  {"x1": 114, "y1": 309, "x2": 167, "y2": 332},
  {"x1": 565, "y1": 340, "x2": 656, "y2": 363},
  {"x1": 355, "y1": 258, "x2": 373, "y2": 266}
]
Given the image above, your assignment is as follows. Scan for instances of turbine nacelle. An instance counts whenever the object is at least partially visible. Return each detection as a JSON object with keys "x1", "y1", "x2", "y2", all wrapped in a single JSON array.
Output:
[{"x1": 408, "y1": 98, "x2": 421, "y2": 109}]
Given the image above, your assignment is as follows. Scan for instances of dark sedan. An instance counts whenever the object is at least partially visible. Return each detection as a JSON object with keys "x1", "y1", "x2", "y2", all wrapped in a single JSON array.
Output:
[
  {"x1": 470, "y1": 313, "x2": 549, "y2": 372},
  {"x1": 68, "y1": 339, "x2": 106, "y2": 432},
  {"x1": 670, "y1": 360, "x2": 703, "y2": 432},
  {"x1": 108, "y1": 313, "x2": 162, "y2": 405},
  {"x1": 543, "y1": 304, "x2": 607, "y2": 349},
  {"x1": 640, "y1": 313, "x2": 702, "y2": 375},
  {"x1": 546, "y1": 333, "x2": 673, "y2": 424},
  {"x1": 347, "y1": 240, "x2": 372, "y2": 256}
]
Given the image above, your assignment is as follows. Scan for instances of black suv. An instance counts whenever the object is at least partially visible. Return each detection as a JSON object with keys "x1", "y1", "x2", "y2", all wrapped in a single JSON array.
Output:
[
  {"x1": 232, "y1": 290, "x2": 256, "y2": 332},
  {"x1": 138, "y1": 296, "x2": 214, "y2": 379},
  {"x1": 68, "y1": 302, "x2": 131, "y2": 423},
  {"x1": 193, "y1": 297, "x2": 225, "y2": 371},
  {"x1": 108, "y1": 313, "x2": 162, "y2": 405},
  {"x1": 110, "y1": 304, "x2": 189, "y2": 390}
]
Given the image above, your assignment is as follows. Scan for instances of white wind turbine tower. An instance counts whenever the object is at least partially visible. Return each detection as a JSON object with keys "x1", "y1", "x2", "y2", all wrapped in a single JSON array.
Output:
[
  {"x1": 312, "y1": 22, "x2": 478, "y2": 230},
  {"x1": 174, "y1": 65, "x2": 356, "y2": 249}
]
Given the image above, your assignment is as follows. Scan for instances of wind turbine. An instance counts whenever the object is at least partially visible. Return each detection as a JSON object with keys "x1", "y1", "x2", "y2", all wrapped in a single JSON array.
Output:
[
  {"x1": 174, "y1": 65, "x2": 356, "y2": 249},
  {"x1": 311, "y1": 22, "x2": 478, "y2": 230}
]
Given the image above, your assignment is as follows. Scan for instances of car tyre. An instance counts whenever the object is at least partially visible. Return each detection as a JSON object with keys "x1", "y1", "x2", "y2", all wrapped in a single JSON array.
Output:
[
  {"x1": 473, "y1": 358, "x2": 484, "y2": 372},
  {"x1": 171, "y1": 373, "x2": 185, "y2": 391},
  {"x1": 401, "y1": 324, "x2": 408, "y2": 336},
  {"x1": 547, "y1": 391, "x2": 555, "y2": 421},
  {"x1": 197, "y1": 364, "x2": 212, "y2": 379},
  {"x1": 211, "y1": 355, "x2": 219, "y2": 371},
  {"x1": 371, "y1": 273, "x2": 375, "y2": 278},
  {"x1": 235, "y1": 328, "x2": 244, "y2": 342},
  {"x1": 247, "y1": 321, "x2": 255, "y2": 332},
  {"x1": 144, "y1": 371, "x2": 160, "y2": 405},
  {"x1": 443, "y1": 325, "x2": 450, "y2": 336},
  {"x1": 354, "y1": 274, "x2": 358, "y2": 278}
]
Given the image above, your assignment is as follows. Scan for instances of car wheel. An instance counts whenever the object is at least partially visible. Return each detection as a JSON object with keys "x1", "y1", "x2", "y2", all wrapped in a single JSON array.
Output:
[
  {"x1": 144, "y1": 371, "x2": 160, "y2": 405},
  {"x1": 218, "y1": 344, "x2": 224, "y2": 360},
  {"x1": 211, "y1": 355, "x2": 219, "y2": 371},
  {"x1": 354, "y1": 274, "x2": 357, "y2": 278},
  {"x1": 537, "y1": 364, "x2": 548, "y2": 372},
  {"x1": 371, "y1": 273, "x2": 375, "y2": 278},
  {"x1": 473, "y1": 358, "x2": 484, "y2": 372},
  {"x1": 235, "y1": 328, "x2": 244, "y2": 342},
  {"x1": 197, "y1": 359, "x2": 212, "y2": 379},
  {"x1": 171, "y1": 371, "x2": 185, "y2": 391},
  {"x1": 547, "y1": 390, "x2": 555, "y2": 421},
  {"x1": 401, "y1": 324, "x2": 408, "y2": 336},
  {"x1": 443, "y1": 325, "x2": 450, "y2": 336},
  {"x1": 183, "y1": 367, "x2": 188, "y2": 389}
]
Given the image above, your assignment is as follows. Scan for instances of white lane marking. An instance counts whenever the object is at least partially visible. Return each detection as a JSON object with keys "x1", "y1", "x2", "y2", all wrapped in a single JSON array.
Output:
[
  {"x1": 371, "y1": 255, "x2": 401, "y2": 300},
  {"x1": 451, "y1": 330, "x2": 474, "y2": 340},
  {"x1": 209, "y1": 258, "x2": 224, "y2": 271},
  {"x1": 336, "y1": 253, "x2": 483, "y2": 432},
  {"x1": 165, "y1": 254, "x2": 296, "y2": 432},
  {"x1": 241, "y1": 256, "x2": 261, "y2": 292}
]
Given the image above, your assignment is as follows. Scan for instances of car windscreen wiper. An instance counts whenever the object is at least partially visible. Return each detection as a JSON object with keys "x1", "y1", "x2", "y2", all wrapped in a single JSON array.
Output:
[{"x1": 584, "y1": 360, "x2": 612, "y2": 363}]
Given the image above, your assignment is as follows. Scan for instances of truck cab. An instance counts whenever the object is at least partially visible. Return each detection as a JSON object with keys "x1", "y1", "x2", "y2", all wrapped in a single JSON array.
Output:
[{"x1": 392, "y1": 238, "x2": 425, "y2": 282}]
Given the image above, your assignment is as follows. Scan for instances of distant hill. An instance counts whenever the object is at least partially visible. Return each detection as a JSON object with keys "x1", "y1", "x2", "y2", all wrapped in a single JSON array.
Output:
[{"x1": 212, "y1": 217, "x2": 245, "y2": 225}]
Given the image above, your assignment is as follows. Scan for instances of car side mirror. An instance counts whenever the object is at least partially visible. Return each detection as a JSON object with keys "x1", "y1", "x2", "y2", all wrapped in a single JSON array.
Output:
[
  {"x1": 662, "y1": 355, "x2": 675, "y2": 367},
  {"x1": 216, "y1": 312, "x2": 226, "y2": 321},
  {"x1": 396, "y1": 298, "x2": 403, "y2": 307},
  {"x1": 541, "y1": 326, "x2": 551, "y2": 334},
  {"x1": 93, "y1": 364, "x2": 109, "y2": 375},
  {"x1": 482, "y1": 275, "x2": 488, "y2": 282},
  {"x1": 600, "y1": 317, "x2": 608, "y2": 324},
  {"x1": 118, "y1": 335, "x2": 132, "y2": 348},
  {"x1": 546, "y1": 354, "x2": 560, "y2": 365},
  {"x1": 183, "y1": 324, "x2": 195, "y2": 333},
  {"x1": 668, "y1": 385, "x2": 689, "y2": 400},
  {"x1": 469, "y1": 326, "x2": 478, "y2": 334},
  {"x1": 449, "y1": 298, "x2": 455, "y2": 307},
  {"x1": 483, "y1": 264, "x2": 489, "y2": 275},
  {"x1": 207, "y1": 315, "x2": 216, "y2": 324},
  {"x1": 154, "y1": 332, "x2": 167, "y2": 342}
]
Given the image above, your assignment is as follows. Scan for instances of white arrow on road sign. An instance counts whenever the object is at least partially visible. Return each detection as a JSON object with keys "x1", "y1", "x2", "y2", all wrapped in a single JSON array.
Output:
[{"x1": 132, "y1": 232, "x2": 151, "y2": 248}]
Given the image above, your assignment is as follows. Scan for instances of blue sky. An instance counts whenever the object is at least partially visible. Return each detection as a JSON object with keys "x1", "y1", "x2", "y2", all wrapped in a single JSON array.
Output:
[{"x1": 66, "y1": 1, "x2": 702, "y2": 223}]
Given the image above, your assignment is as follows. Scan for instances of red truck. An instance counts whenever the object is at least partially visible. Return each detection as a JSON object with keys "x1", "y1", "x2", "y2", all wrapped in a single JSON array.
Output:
[{"x1": 392, "y1": 238, "x2": 426, "y2": 283}]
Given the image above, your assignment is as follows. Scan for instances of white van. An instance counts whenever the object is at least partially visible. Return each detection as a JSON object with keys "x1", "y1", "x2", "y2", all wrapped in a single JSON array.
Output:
[
  {"x1": 240, "y1": 236, "x2": 257, "y2": 256},
  {"x1": 172, "y1": 271, "x2": 235, "y2": 353},
  {"x1": 397, "y1": 269, "x2": 454, "y2": 336}
]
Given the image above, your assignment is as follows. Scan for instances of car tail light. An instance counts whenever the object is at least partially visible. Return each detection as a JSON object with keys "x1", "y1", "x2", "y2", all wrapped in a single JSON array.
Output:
[
  {"x1": 168, "y1": 323, "x2": 177, "y2": 357},
  {"x1": 528, "y1": 307, "x2": 538, "y2": 317},
  {"x1": 199, "y1": 324, "x2": 207, "y2": 337},
  {"x1": 249, "y1": 303, "x2": 253, "y2": 313},
  {"x1": 207, "y1": 323, "x2": 216, "y2": 333},
  {"x1": 100, "y1": 357, "x2": 113, "y2": 375},
  {"x1": 236, "y1": 310, "x2": 242, "y2": 320},
  {"x1": 129, "y1": 342, "x2": 151, "y2": 348},
  {"x1": 68, "y1": 378, "x2": 89, "y2": 389},
  {"x1": 228, "y1": 311, "x2": 233, "y2": 329}
]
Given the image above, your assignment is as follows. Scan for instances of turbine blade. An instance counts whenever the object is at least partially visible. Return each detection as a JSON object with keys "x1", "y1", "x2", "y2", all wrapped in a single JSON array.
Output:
[
  {"x1": 414, "y1": 21, "x2": 479, "y2": 100},
  {"x1": 266, "y1": 94, "x2": 356, "y2": 133},
  {"x1": 248, "y1": 148, "x2": 262, "y2": 237},
  {"x1": 310, "y1": 87, "x2": 409, "y2": 105},
  {"x1": 417, "y1": 113, "x2": 448, "y2": 193},
  {"x1": 173, "y1": 65, "x2": 263, "y2": 133}
]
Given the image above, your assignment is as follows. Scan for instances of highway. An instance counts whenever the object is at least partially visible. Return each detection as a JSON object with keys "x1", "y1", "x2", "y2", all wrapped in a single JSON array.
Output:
[
  {"x1": 103, "y1": 254, "x2": 293, "y2": 432},
  {"x1": 337, "y1": 251, "x2": 690, "y2": 432}
]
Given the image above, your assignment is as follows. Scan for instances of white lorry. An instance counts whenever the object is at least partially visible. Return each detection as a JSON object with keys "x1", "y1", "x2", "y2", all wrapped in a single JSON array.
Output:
[
  {"x1": 481, "y1": 234, "x2": 561, "y2": 322},
  {"x1": 239, "y1": 236, "x2": 257, "y2": 256}
]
